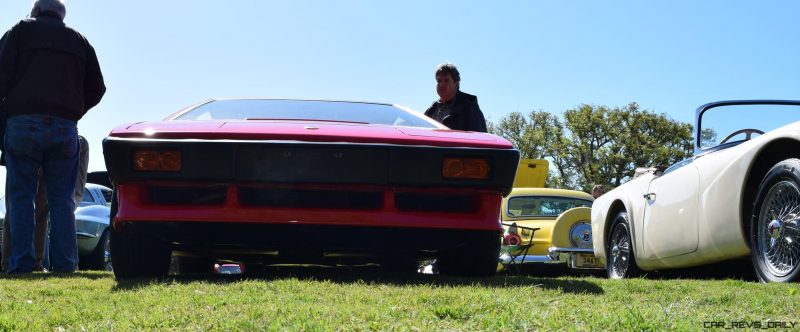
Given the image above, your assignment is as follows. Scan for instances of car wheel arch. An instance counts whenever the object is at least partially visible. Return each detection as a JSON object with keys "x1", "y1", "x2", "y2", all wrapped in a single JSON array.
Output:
[
  {"x1": 605, "y1": 200, "x2": 636, "y2": 257},
  {"x1": 742, "y1": 138, "x2": 800, "y2": 250}
]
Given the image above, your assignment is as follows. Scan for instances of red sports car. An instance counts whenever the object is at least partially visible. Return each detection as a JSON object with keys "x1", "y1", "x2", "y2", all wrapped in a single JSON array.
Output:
[{"x1": 103, "y1": 99, "x2": 519, "y2": 279}]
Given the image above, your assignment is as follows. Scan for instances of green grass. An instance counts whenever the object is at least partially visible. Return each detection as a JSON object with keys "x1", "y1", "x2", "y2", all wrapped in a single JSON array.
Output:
[{"x1": 0, "y1": 268, "x2": 798, "y2": 331}]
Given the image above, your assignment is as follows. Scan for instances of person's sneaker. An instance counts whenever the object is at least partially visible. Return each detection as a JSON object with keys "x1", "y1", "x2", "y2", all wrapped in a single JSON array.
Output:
[{"x1": 33, "y1": 266, "x2": 49, "y2": 273}]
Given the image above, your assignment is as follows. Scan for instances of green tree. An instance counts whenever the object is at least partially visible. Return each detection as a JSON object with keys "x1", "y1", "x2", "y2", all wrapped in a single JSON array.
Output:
[
  {"x1": 489, "y1": 110, "x2": 575, "y2": 188},
  {"x1": 490, "y1": 103, "x2": 693, "y2": 191}
]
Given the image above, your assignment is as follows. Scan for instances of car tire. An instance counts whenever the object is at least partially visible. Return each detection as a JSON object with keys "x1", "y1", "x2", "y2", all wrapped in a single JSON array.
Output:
[
  {"x1": 111, "y1": 228, "x2": 171, "y2": 280},
  {"x1": 606, "y1": 211, "x2": 642, "y2": 279},
  {"x1": 110, "y1": 190, "x2": 172, "y2": 280},
  {"x1": 79, "y1": 228, "x2": 111, "y2": 271},
  {"x1": 750, "y1": 158, "x2": 800, "y2": 283},
  {"x1": 437, "y1": 233, "x2": 500, "y2": 277}
]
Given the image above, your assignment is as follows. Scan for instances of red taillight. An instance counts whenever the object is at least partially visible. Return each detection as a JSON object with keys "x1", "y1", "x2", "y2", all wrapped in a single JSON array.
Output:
[
  {"x1": 133, "y1": 150, "x2": 182, "y2": 172},
  {"x1": 503, "y1": 233, "x2": 522, "y2": 246},
  {"x1": 442, "y1": 157, "x2": 490, "y2": 180}
]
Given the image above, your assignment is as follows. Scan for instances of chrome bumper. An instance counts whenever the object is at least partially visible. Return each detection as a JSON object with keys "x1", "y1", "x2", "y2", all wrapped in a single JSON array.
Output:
[
  {"x1": 499, "y1": 252, "x2": 560, "y2": 265},
  {"x1": 498, "y1": 246, "x2": 603, "y2": 270}
]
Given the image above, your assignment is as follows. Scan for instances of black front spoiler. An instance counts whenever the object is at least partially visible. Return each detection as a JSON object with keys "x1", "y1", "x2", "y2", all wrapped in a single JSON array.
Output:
[{"x1": 120, "y1": 221, "x2": 500, "y2": 258}]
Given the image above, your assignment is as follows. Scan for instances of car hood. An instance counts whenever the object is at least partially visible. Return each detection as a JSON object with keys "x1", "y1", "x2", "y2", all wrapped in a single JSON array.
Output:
[{"x1": 107, "y1": 120, "x2": 514, "y2": 149}]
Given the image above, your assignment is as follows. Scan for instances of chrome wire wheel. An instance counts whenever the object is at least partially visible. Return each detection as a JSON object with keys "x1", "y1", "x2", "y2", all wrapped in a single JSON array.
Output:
[
  {"x1": 609, "y1": 223, "x2": 632, "y2": 278},
  {"x1": 103, "y1": 235, "x2": 113, "y2": 271},
  {"x1": 757, "y1": 180, "x2": 800, "y2": 278}
]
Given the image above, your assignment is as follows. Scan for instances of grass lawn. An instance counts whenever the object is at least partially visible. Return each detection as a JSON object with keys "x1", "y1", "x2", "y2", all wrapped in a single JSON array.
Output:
[{"x1": 0, "y1": 266, "x2": 798, "y2": 331}]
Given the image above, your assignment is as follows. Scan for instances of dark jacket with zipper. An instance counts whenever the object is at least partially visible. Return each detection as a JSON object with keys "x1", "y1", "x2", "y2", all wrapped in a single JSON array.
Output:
[
  {"x1": 0, "y1": 11, "x2": 105, "y2": 125},
  {"x1": 424, "y1": 90, "x2": 487, "y2": 132}
]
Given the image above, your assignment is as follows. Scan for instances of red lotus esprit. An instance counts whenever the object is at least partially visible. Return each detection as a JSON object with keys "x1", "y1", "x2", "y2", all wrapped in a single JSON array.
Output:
[{"x1": 103, "y1": 99, "x2": 520, "y2": 279}]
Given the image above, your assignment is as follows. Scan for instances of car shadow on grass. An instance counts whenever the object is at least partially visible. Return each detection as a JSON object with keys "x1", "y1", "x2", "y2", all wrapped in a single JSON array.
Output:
[
  {"x1": 500, "y1": 264, "x2": 605, "y2": 279},
  {"x1": 639, "y1": 258, "x2": 757, "y2": 282},
  {"x1": 111, "y1": 265, "x2": 604, "y2": 294},
  {"x1": 501, "y1": 259, "x2": 757, "y2": 282}
]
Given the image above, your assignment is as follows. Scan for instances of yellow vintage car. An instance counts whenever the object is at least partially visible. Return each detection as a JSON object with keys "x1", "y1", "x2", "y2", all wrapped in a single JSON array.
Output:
[{"x1": 498, "y1": 187, "x2": 604, "y2": 272}]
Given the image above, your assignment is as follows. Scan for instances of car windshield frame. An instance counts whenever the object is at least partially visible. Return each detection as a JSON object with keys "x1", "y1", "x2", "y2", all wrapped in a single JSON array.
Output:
[
  {"x1": 507, "y1": 195, "x2": 593, "y2": 218},
  {"x1": 695, "y1": 100, "x2": 800, "y2": 155},
  {"x1": 166, "y1": 98, "x2": 443, "y2": 129}
]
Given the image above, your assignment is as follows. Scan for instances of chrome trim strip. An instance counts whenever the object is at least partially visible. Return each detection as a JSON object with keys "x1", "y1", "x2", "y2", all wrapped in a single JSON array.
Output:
[
  {"x1": 76, "y1": 232, "x2": 97, "y2": 239},
  {"x1": 103, "y1": 136, "x2": 501, "y2": 150},
  {"x1": 548, "y1": 246, "x2": 594, "y2": 257}
]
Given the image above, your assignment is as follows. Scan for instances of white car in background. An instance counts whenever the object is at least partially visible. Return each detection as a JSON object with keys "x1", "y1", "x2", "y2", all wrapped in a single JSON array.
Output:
[
  {"x1": 75, "y1": 183, "x2": 114, "y2": 270},
  {"x1": 592, "y1": 100, "x2": 800, "y2": 283}
]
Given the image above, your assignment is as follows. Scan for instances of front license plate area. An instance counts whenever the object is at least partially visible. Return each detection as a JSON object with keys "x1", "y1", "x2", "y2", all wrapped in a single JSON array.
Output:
[
  {"x1": 237, "y1": 146, "x2": 388, "y2": 183},
  {"x1": 572, "y1": 253, "x2": 603, "y2": 269}
]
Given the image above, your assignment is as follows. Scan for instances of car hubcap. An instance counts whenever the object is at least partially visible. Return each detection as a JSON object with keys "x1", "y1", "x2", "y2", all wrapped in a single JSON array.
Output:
[{"x1": 758, "y1": 180, "x2": 800, "y2": 277}]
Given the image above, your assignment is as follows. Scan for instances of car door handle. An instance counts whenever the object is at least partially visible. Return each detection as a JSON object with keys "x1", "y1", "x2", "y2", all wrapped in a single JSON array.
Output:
[{"x1": 643, "y1": 193, "x2": 656, "y2": 200}]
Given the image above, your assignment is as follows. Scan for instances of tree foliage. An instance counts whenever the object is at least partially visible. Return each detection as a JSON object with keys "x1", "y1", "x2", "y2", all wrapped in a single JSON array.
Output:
[
  {"x1": 490, "y1": 103, "x2": 693, "y2": 191},
  {"x1": 700, "y1": 128, "x2": 718, "y2": 148}
]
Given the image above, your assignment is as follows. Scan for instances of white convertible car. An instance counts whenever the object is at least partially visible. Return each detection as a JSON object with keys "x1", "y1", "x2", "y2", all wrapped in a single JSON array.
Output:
[{"x1": 592, "y1": 100, "x2": 800, "y2": 283}]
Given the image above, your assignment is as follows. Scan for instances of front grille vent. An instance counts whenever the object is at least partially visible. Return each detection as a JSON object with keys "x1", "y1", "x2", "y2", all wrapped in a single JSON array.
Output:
[
  {"x1": 394, "y1": 193, "x2": 477, "y2": 213},
  {"x1": 147, "y1": 186, "x2": 227, "y2": 205},
  {"x1": 239, "y1": 188, "x2": 383, "y2": 210}
]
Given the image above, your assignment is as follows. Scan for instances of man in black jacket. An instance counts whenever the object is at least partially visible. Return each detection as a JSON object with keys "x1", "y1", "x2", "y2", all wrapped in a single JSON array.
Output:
[
  {"x1": 0, "y1": 0, "x2": 105, "y2": 274},
  {"x1": 424, "y1": 63, "x2": 487, "y2": 132}
]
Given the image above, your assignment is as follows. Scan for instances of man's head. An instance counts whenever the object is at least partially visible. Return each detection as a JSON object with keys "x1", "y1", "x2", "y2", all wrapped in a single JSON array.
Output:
[
  {"x1": 31, "y1": 0, "x2": 66, "y2": 20},
  {"x1": 435, "y1": 63, "x2": 460, "y2": 102},
  {"x1": 591, "y1": 185, "x2": 605, "y2": 199}
]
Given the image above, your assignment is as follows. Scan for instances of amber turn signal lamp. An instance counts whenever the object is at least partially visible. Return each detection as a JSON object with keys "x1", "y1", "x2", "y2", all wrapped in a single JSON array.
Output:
[
  {"x1": 442, "y1": 157, "x2": 490, "y2": 180},
  {"x1": 133, "y1": 150, "x2": 182, "y2": 172}
]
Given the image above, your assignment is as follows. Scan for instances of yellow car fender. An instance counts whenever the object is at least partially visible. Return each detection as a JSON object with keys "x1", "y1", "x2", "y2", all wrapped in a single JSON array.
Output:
[{"x1": 550, "y1": 207, "x2": 593, "y2": 248}]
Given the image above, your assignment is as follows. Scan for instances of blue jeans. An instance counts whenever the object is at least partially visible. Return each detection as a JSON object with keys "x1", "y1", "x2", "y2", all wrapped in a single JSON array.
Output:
[{"x1": 5, "y1": 115, "x2": 79, "y2": 273}]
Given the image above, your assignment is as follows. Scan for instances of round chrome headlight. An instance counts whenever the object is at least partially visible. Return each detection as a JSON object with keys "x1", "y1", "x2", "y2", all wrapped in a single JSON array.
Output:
[{"x1": 569, "y1": 222, "x2": 593, "y2": 249}]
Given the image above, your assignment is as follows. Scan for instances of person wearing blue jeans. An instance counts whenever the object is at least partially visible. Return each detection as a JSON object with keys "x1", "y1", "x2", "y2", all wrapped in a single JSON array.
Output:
[
  {"x1": 5, "y1": 116, "x2": 80, "y2": 273},
  {"x1": 1, "y1": 135, "x2": 89, "y2": 272},
  {"x1": 0, "y1": 0, "x2": 105, "y2": 274}
]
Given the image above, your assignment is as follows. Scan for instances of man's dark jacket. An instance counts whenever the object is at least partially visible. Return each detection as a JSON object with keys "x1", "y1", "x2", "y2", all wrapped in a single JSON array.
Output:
[
  {"x1": 424, "y1": 91, "x2": 487, "y2": 132},
  {"x1": 0, "y1": 12, "x2": 105, "y2": 124}
]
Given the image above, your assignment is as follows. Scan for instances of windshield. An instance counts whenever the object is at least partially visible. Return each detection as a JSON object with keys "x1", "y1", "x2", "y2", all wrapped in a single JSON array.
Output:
[
  {"x1": 173, "y1": 99, "x2": 437, "y2": 128},
  {"x1": 698, "y1": 103, "x2": 800, "y2": 150},
  {"x1": 507, "y1": 196, "x2": 593, "y2": 217}
]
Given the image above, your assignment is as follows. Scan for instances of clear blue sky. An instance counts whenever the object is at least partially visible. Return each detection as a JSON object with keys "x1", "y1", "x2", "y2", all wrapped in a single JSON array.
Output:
[{"x1": 1, "y1": 1, "x2": 798, "y2": 173}]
